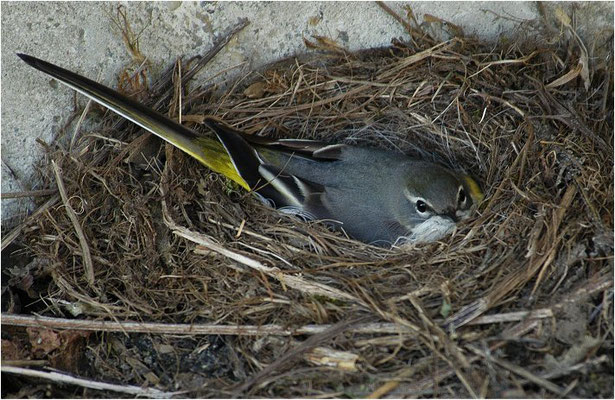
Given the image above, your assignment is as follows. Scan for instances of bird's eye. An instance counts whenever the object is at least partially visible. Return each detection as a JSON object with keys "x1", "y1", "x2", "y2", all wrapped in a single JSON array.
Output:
[
  {"x1": 416, "y1": 200, "x2": 427, "y2": 213},
  {"x1": 458, "y1": 188, "x2": 466, "y2": 206}
]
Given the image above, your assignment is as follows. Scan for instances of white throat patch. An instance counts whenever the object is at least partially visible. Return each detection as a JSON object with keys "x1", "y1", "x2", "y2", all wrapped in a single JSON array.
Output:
[{"x1": 395, "y1": 215, "x2": 456, "y2": 248}]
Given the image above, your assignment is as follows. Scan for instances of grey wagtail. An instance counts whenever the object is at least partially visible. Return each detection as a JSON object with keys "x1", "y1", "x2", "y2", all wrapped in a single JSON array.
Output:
[{"x1": 18, "y1": 53, "x2": 483, "y2": 246}]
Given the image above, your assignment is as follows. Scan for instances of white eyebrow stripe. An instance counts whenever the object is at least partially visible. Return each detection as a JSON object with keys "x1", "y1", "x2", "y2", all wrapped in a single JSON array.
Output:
[{"x1": 404, "y1": 188, "x2": 434, "y2": 210}]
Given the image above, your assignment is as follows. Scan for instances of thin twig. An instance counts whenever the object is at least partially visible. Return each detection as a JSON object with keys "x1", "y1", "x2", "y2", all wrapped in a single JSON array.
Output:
[
  {"x1": 2, "y1": 360, "x2": 48, "y2": 367},
  {"x1": 467, "y1": 345, "x2": 565, "y2": 396},
  {"x1": 1, "y1": 194, "x2": 60, "y2": 252},
  {"x1": 70, "y1": 85, "x2": 95, "y2": 151},
  {"x1": 51, "y1": 160, "x2": 95, "y2": 285},
  {"x1": 375, "y1": 1, "x2": 427, "y2": 47},
  {"x1": 231, "y1": 317, "x2": 368, "y2": 396},
  {"x1": 377, "y1": 40, "x2": 456, "y2": 80},
  {"x1": 445, "y1": 184, "x2": 579, "y2": 331},
  {"x1": 1, "y1": 314, "x2": 418, "y2": 336},
  {"x1": 382, "y1": 272, "x2": 613, "y2": 398},
  {"x1": 1, "y1": 366, "x2": 178, "y2": 398},
  {"x1": 540, "y1": 355, "x2": 609, "y2": 381},
  {"x1": 376, "y1": 1, "x2": 414, "y2": 34},
  {"x1": 151, "y1": 18, "x2": 250, "y2": 109},
  {"x1": 408, "y1": 294, "x2": 479, "y2": 398},
  {"x1": 467, "y1": 308, "x2": 553, "y2": 325},
  {"x1": 161, "y1": 199, "x2": 363, "y2": 304}
]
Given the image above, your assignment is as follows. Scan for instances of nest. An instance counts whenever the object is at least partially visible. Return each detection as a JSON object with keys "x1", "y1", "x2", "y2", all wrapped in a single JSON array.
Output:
[{"x1": 2, "y1": 8, "x2": 613, "y2": 399}]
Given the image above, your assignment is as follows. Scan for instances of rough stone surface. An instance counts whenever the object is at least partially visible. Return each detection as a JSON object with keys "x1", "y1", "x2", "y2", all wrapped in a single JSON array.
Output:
[{"x1": 1, "y1": 1, "x2": 612, "y2": 228}]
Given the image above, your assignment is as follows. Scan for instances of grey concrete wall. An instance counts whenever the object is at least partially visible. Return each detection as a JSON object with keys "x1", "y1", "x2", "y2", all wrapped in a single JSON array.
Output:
[{"x1": 1, "y1": 1, "x2": 612, "y2": 229}]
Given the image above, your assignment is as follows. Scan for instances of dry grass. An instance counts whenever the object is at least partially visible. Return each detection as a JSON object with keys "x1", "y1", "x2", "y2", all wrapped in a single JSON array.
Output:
[{"x1": 2, "y1": 7, "x2": 613, "y2": 398}]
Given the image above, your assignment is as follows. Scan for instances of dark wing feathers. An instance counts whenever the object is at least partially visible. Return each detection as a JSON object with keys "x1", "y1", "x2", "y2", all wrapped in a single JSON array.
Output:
[
  {"x1": 204, "y1": 118, "x2": 345, "y2": 161},
  {"x1": 203, "y1": 120, "x2": 263, "y2": 185},
  {"x1": 264, "y1": 140, "x2": 345, "y2": 161},
  {"x1": 311, "y1": 144, "x2": 345, "y2": 160},
  {"x1": 203, "y1": 118, "x2": 331, "y2": 216}
]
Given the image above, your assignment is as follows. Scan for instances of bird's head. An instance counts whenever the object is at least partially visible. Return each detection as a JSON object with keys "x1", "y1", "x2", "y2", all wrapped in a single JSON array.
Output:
[{"x1": 395, "y1": 162, "x2": 483, "y2": 244}]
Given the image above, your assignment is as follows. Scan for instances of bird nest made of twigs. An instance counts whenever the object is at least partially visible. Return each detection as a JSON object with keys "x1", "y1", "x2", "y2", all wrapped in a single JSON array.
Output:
[{"x1": 2, "y1": 9, "x2": 613, "y2": 399}]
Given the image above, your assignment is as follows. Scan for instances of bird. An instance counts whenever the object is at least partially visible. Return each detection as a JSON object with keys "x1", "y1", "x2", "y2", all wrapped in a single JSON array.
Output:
[{"x1": 18, "y1": 53, "x2": 483, "y2": 246}]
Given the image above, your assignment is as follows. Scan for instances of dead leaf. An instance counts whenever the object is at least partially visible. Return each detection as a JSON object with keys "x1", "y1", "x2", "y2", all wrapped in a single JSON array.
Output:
[
  {"x1": 27, "y1": 328, "x2": 62, "y2": 356},
  {"x1": 50, "y1": 331, "x2": 90, "y2": 371},
  {"x1": 244, "y1": 81, "x2": 267, "y2": 99},
  {"x1": 26, "y1": 328, "x2": 90, "y2": 371},
  {"x1": 546, "y1": 63, "x2": 583, "y2": 88},
  {"x1": 1, "y1": 339, "x2": 25, "y2": 360}
]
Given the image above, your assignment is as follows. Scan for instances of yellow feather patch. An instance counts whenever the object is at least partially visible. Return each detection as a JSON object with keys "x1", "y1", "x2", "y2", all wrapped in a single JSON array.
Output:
[
  {"x1": 462, "y1": 175, "x2": 484, "y2": 204},
  {"x1": 192, "y1": 137, "x2": 250, "y2": 191}
]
